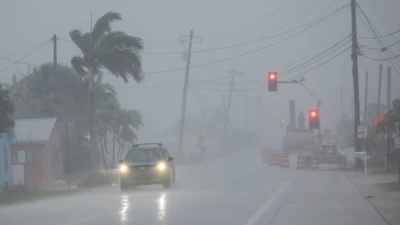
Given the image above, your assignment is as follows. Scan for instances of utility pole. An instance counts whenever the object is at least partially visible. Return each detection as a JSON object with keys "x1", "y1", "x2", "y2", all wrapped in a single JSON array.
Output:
[
  {"x1": 177, "y1": 30, "x2": 203, "y2": 156},
  {"x1": 386, "y1": 66, "x2": 392, "y2": 173},
  {"x1": 364, "y1": 71, "x2": 368, "y2": 125},
  {"x1": 245, "y1": 91, "x2": 248, "y2": 132},
  {"x1": 65, "y1": 122, "x2": 70, "y2": 191},
  {"x1": 53, "y1": 34, "x2": 57, "y2": 73},
  {"x1": 377, "y1": 64, "x2": 383, "y2": 116},
  {"x1": 340, "y1": 84, "x2": 344, "y2": 119},
  {"x1": 53, "y1": 34, "x2": 58, "y2": 103},
  {"x1": 387, "y1": 66, "x2": 392, "y2": 111},
  {"x1": 351, "y1": 0, "x2": 361, "y2": 153},
  {"x1": 221, "y1": 69, "x2": 241, "y2": 151}
]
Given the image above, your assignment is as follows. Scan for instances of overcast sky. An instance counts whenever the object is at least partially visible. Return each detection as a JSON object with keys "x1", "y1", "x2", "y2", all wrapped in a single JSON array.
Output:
[{"x1": 1, "y1": 0, "x2": 399, "y2": 147}]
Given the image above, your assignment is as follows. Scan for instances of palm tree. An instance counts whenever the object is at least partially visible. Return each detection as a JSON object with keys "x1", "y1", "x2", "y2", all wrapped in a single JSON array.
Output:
[
  {"x1": 0, "y1": 84, "x2": 15, "y2": 132},
  {"x1": 69, "y1": 11, "x2": 144, "y2": 162}
]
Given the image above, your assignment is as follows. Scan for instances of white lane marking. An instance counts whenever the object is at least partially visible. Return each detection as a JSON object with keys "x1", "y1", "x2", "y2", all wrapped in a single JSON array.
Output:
[{"x1": 244, "y1": 179, "x2": 293, "y2": 225}]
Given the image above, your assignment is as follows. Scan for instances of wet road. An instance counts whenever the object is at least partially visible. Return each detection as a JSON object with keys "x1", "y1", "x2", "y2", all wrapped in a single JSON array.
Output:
[{"x1": 0, "y1": 150, "x2": 389, "y2": 225}]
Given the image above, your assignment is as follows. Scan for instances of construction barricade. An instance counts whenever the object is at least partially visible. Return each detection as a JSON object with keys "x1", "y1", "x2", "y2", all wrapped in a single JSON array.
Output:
[
  {"x1": 281, "y1": 153, "x2": 289, "y2": 167},
  {"x1": 272, "y1": 153, "x2": 282, "y2": 166},
  {"x1": 311, "y1": 153, "x2": 319, "y2": 169},
  {"x1": 296, "y1": 154, "x2": 305, "y2": 169}
]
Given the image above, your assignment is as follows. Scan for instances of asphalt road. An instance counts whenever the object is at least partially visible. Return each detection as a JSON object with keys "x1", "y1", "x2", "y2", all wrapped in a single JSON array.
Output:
[{"x1": 0, "y1": 150, "x2": 390, "y2": 225}]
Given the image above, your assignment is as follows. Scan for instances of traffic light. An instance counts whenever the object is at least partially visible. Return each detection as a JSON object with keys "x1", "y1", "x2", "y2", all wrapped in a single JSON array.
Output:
[
  {"x1": 268, "y1": 72, "x2": 277, "y2": 91},
  {"x1": 308, "y1": 109, "x2": 320, "y2": 129}
]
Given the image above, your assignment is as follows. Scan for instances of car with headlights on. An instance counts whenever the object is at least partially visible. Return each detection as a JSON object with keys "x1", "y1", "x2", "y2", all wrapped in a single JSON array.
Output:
[{"x1": 118, "y1": 143, "x2": 175, "y2": 190}]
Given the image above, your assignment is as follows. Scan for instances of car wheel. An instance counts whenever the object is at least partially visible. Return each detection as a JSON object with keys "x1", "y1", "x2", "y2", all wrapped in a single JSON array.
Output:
[
  {"x1": 172, "y1": 166, "x2": 176, "y2": 182},
  {"x1": 120, "y1": 180, "x2": 129, "y2": 191},
  {"x1": 162, "y1": 175, "x2": 171, "y2": 189}
]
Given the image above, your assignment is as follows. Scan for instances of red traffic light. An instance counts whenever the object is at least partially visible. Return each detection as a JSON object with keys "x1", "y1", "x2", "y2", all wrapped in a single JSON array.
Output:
[
  {"x1": 268, "y1": 73, "x2": 276, "y2": 80},
  {"x1": 309, "y1": 109, "x2": 318, "y2": 118}
]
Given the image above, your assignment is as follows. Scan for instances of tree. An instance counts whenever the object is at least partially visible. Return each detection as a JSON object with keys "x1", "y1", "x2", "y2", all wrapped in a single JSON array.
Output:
[
  {"x1": 0, "y1": 84, "x2": 15, "y2": 133},
  {"x1": 381, "y1": 99, "x2": 400, "y2": 182},
  {"x1": 69, "y1": 11, "x2": 144, "y2": 161}
]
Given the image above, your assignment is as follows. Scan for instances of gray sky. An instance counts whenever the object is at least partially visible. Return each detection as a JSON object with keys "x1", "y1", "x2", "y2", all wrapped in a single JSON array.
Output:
[{"x1": 1, "y1": 0, "x2": 399, "y2": 146}]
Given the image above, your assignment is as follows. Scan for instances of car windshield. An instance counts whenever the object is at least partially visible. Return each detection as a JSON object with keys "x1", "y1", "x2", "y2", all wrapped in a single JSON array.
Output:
[{"x1": 125, "y1": 149, "x2": 163, "y2": 163}]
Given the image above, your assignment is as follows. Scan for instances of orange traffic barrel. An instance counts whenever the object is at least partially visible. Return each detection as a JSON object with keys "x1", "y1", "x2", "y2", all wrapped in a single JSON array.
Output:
[
  {"x1": 297, "y1": 154, "x2": 305, "y2": 169},
  {"x1": 274, "y1": 153, "x2": 282, "y2": 166},
  {"x1": 281, "y1": 153, "x2": 289, "y2": 167},
  {"x1": 311, "y1": 153, "x2": 319, "y2": 169}
]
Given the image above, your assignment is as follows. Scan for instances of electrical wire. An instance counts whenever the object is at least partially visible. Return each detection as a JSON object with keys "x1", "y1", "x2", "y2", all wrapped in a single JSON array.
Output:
[
  {"x1": 362, "y1": 39, "x2": 400, "y2": 51},
  {"x1": 126, "y1": 34, "x2": 352, "y2": 90},
  {"x1": 144, "y1": 4, "x2": 348, "y2": 75},
  {"x1": 0, "y1": 39, "x2": 51, "y2": 73},
  {"x1": 362, "y1": 54, "x2": 400, "y2": 62},
  {"x1": 58, "y1": 6, "x2": 343, "y2": 57},
  {"x1": 270, "y1": 0, "x2": 323, "y2": 32},
  {"x1": 236, "y1": 0, "x2": 294, "y2": 35},
  {"x1": 280, "y1": 35, "x2": 350, "y2": 75},
  {"x1": 284, "y1": 45, "x2": 352, "y2": 81},
  {"x1": 356, "y1": 5, "x2": 400, "y2": 73},
  {"x1": 356, "y1": 6, "x2": 400, "y2": 73},
  {"x1": 0, "y1": 57, "x2": 39, "y2": 67},
  {"x1": 195, "y1": 34, "x2": 351, "y2": 87},
  {"x1": 1, "y1": 40, "x2": 51, "y2": 58},
  {"x1": 358, "y1": 28, "x2": 400, "y2": 40}
]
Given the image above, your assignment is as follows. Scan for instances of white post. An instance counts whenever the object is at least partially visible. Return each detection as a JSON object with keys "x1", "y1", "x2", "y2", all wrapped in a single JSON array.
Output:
[{"x1": 364, "y1": 151, "x2": 367, "y2": 175}]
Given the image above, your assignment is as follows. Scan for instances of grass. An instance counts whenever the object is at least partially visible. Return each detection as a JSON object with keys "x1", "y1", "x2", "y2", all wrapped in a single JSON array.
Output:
[{"x1": 0, "y1": 189, "x2": 80, "y2": 206}]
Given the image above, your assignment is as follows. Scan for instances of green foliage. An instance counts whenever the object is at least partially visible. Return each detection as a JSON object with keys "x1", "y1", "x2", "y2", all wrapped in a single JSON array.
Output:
[
  {"x1": 69, "y1": 11, "x2": 144, "y2": 84},
  {"x1": 10, "y1": 63, "x2": 143, "y2": 172},
  {"x1": 0, "y1": 84, "x2": 15, "y2": 133}
]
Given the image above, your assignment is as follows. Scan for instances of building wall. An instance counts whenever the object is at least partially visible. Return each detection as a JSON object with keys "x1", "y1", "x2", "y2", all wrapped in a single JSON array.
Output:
[{"x1": 12, "y1": 142, "x2": 45, "y2": 186}]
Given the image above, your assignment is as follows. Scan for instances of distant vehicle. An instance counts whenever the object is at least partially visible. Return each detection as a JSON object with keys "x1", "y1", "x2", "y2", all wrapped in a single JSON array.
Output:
[{"x1": 118, "y1": 143, "x2": 176, "y2": 190}]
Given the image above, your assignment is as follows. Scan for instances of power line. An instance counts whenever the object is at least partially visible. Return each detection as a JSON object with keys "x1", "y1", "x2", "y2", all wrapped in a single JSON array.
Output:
[
  {"x1": 284, "y1": 45, "x2": 352, "y2": 80},
  {"x1": 362, "y1": 39, "x2": 400, "y2": 51},
  {"x1": 237, "y1": 0, "x2": 294, "y2": 35},
  {"x1": 1, "y1": 40, "x2": 51, "y2": 58},
  {"x1": 356, "y1": 5, "x2": 400, "y2": 73},
  {"x1": 358, "y1": 28, "x2": 400, "y2": 40},
  {"x1": 58, "y1": 7, "x2": 344, "y2": 57},
  {"x1": 127, "y1": 34, "x2": 352, "y2": 90},
  {"x1": 196, "y1": 34, "x2": 351, "y2": 86},
  {"x1": 356, "y1": 6, "x2": 400, "y2": 73},
  {"x1": 270, "y1": 0, "x2": 323, "y2": 32},
  {"x1": 0, "y1": 39, "x2": 51, "y2": 73},
  {"x1": 0, "y1": 56, "x2": 39, "y2": 67},
  {"x1": 363, "y1": 54, "x2": 400, "y2": 61},
  {"x1": 144, "y1": 4, "x2": 348, "y2": 75},
  {"x1": 280, "y1": 35, "x2": 350, "y2": 75}
]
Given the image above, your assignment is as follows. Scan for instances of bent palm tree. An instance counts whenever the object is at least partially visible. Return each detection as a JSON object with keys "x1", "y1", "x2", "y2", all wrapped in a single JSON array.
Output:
[{"x1": 69, "y1": 12, "x2": 144, "y2": 166}]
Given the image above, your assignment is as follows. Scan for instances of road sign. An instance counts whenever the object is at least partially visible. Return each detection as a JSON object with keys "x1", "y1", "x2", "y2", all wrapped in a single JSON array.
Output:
[
  {"x1": 394, "y1": 136, "x2": 400, "y2": 149},
  {"x1": 357, "y1": 125, "x2": 368, "y2": 139},
  {"x1": 395, "y1": 122, "x2": 400, "y2": 136}
]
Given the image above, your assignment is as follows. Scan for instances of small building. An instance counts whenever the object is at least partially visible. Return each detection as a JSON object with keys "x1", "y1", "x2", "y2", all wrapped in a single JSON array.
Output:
[
  {"x1": 0, "y1": 130, "x2": 14, "y2": 189},
  {"x1": 12, "y1": 118, "x2": 63, "y2": 186}
]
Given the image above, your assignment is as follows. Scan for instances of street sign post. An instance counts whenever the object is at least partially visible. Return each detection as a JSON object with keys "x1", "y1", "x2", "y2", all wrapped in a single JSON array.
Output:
[
  {"x1": 395, "y1": 122, "x2": 400, "y2": 136},
  {"x1": 357, "y1": 125, "x2": 368, "y2": 139}
]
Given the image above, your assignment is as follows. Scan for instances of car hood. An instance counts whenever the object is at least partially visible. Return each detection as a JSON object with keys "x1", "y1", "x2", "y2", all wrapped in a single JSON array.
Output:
[{"x1": 125, "y1": 162, "x2": 161, "y2": 167}]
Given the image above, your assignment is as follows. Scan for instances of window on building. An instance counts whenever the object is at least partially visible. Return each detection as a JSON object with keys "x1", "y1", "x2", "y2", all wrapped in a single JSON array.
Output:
[
  {"x1": 12, "y1": 152, "x2": 17, "y2": 163},
  {"x1": 26, "y1": 152, "x2": 34, "y2": 163},
  {"x1": 4, "y1": 161, "x2": 8, "y2": 172}
]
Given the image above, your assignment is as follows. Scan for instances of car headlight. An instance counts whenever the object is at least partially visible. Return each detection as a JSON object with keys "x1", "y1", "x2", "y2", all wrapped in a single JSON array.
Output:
[
  {"x1": 157, "y1": 162, "x2": 166, "y2": 171},
  {"x1": 120, "y1": 164, "x2": 128, "y2": 173}
]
